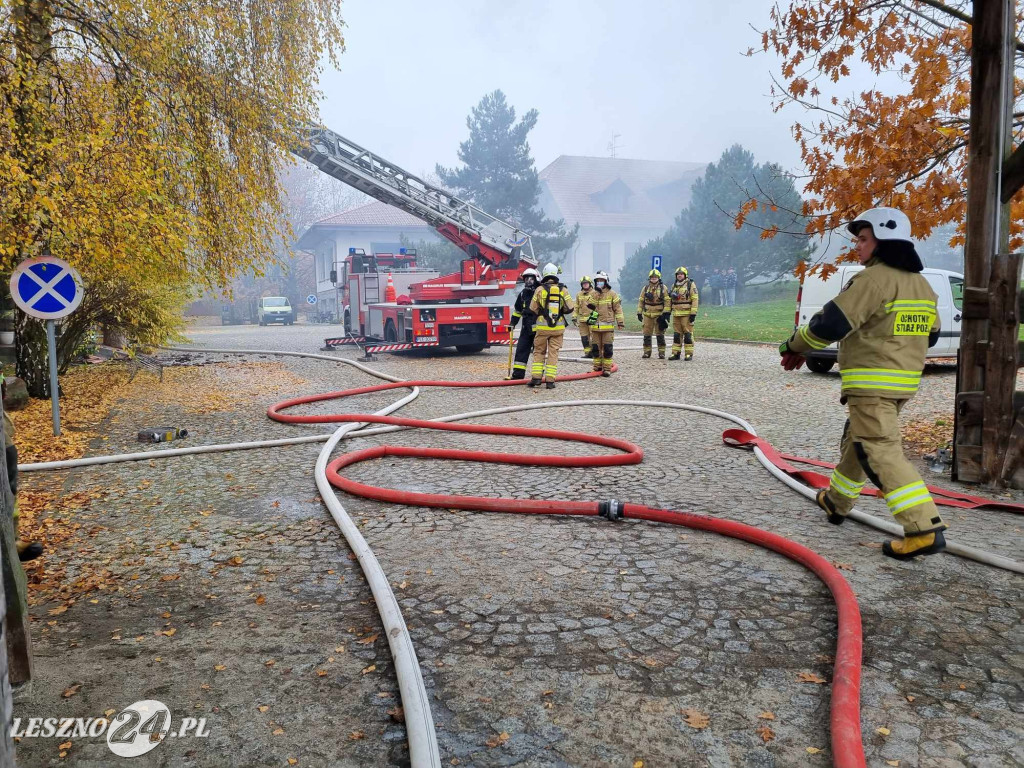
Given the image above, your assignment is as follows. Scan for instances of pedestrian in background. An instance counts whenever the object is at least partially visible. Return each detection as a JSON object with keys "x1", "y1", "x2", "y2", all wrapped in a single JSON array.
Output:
[
  {"x1": 710, "y1": 269, "x2": 723, "y2": 306},
  {"x1": 725, "y1": 268, "x2": 738, "y2": 306}
]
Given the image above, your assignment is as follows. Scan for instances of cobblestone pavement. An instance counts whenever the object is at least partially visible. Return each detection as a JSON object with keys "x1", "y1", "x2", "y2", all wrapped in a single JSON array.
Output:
[{"x1": 16, "y1": 322, "x2": 1024, "y2": 767}]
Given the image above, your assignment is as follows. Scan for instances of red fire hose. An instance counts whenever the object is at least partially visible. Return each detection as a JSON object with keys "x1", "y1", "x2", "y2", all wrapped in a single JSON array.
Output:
[{"x1": 268, "y1": 376, "x2": 867, "y2": 768}]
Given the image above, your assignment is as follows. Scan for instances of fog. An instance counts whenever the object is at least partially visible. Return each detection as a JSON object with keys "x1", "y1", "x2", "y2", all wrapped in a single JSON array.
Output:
[{"x1": 317, "y1": 0, "x2": 852, "y2": 177}]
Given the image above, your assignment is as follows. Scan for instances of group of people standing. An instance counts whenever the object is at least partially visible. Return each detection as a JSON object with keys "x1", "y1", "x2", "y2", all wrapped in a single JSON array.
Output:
[
  {"x1": 509, "y1": 264, "x2": 623, "y2": 387},
  {"x1": 507, "y1": 264, "x2": 701, "y2": 388},
  {"x1": 687, "y1": 265, "x2": 737, "y2": 306}
]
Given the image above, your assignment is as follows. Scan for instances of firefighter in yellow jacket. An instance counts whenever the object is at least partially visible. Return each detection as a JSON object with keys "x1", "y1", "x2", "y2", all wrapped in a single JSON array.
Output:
[
  {"x1": 574, "y1": 276, "x2": 598, "y2": 358},
  {"x1": 668, "y1": 266, "x2": 700, "y2": 360},
  {"x1": 780, "y1": 207, "x2": 947, "y2": 559},
  {"x1": 584, "y1": 271, "x2": 625, "y2": 376},
  {"x1": 528, "y1": 263, "x2": 574, "y2": 389},
  {"x1": 637, "y1": 269, "x2": 670, "y2": 358}
]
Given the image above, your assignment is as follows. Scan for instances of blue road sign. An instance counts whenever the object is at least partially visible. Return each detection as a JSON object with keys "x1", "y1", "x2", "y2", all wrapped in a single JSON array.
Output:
[
  {"x1": 651, "y1": 254, "x2": 662, "y2": 273},
  {"x1": 306, "y1": 294, "x2": 318, "y2": 305},
  {"x1": 9, "y1": 256, "x2": 84, "y2": 320}
]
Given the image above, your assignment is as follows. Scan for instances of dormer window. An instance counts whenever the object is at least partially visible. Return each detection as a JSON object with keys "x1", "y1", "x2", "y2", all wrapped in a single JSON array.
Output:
[{"x1": 591, "y1": 178, "x2": 632, "y2": 214}]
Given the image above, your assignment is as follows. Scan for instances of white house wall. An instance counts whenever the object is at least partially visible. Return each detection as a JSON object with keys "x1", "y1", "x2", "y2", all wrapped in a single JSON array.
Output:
[{"x1": 565, "y1": 226, "x2": 667, "y2": 285}]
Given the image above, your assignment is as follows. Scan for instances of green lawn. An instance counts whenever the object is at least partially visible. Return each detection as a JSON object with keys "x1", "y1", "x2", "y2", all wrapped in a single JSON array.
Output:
[{"x1": 623, "y1": 283, "x2": 798, "y2": 343}]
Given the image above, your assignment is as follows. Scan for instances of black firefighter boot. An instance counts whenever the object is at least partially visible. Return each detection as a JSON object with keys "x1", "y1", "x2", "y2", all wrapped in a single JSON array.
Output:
[
  {"x1": 581, "y1": 336, "x2": 592, "y2": 358},
  {"x1": 657, "y1": 335, "x2": 666, "y2": 359},
  {"x1": 527, "y1": 377, "x2": 542, "y2": 388},
  {"x1": 642, "y1": 335, "x2": 652, "y2": 359}
]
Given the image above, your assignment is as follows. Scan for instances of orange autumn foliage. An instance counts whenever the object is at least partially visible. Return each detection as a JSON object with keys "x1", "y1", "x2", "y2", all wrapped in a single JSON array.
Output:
[{"x1": 758, "y1": 1, "x2": 1024, "y2": 279}]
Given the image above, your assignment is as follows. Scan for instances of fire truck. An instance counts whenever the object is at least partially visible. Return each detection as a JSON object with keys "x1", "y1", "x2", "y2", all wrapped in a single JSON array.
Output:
[
  {"x1": 331, "y1": 247, "x2": 508, "y2": 353},
  {"x1": 291, "y1": 126, "x2": 537, "y2": 354}
]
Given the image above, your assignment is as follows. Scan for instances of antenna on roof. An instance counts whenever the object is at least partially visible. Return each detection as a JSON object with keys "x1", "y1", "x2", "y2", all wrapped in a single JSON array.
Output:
[{"x1": 607, "y1": 133, "x2": 622, "y2": 158}]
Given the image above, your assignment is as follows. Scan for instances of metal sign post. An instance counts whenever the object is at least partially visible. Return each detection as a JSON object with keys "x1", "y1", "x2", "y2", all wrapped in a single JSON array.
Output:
[
  {"x1": 45, "y1": 320, "x2": 60, "y2": 435},
  {"x1": 9, "y1": 256, "x2": 85, "y2": 436}
]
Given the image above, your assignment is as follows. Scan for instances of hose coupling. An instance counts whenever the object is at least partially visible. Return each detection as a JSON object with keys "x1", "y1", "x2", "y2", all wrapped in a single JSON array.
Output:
[{"x1": 598, "y1": 500, "x2": 623, "y2": 521}]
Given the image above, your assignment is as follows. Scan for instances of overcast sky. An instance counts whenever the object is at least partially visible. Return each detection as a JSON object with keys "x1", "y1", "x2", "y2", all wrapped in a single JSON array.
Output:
[{"x1": 317, "y1": 0, "x2": 823, "y2": 180}]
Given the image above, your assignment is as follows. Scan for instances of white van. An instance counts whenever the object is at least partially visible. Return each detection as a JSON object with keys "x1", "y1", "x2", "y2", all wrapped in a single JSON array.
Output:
[
  {"x1": 257, "y1": 296, "x2": 294, "y2": 326},
  {"x1": 795, "y1": 265, "x2": 963, "y2": 373}
]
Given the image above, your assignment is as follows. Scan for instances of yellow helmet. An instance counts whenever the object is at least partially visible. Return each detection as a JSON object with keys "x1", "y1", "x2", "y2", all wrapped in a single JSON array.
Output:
[
  {"x1": 675, "y1": 266, "x2": 688, "y2": 277},
  {"x1": 580, "y1": 275, "x2": 593, "y2": 286},
  {"x1": 648, "y1": 269, "x2": 661, "y2": 279}
]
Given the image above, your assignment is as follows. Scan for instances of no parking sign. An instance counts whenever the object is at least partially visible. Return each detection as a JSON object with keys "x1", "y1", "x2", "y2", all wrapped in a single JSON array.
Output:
[
  {"x1": 10, "y1": 256, "x2": 84, "y2": 320},
  {"x1": 9, "y1": 255, "x2": 85, "y2": 436}
]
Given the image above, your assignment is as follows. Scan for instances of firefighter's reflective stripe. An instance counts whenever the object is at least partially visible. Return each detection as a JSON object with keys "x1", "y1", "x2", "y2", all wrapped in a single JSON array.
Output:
[
  {"x1": 884, "y1": 480, "x2": 933, "y2": 515},
  {"x1": 512, "y1": 361, "x2": 527, "y2": 371},
  {"x1": 884, "y1": 299, "x2": 936, "y2": 312},
  {"x1": 798, "y1": 325, "x2": 831, "y2": 350},
  {"x1": 829, "y1": 469, "x2": 866, "y2": 499},
  {"x1": 841, "y1": 368, "x2": 923, "y2": 394}
]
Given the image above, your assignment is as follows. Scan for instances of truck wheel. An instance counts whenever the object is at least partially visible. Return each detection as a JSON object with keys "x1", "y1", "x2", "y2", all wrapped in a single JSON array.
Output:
[
  {"x1": 455, "y1": 344, "x2": 486, "y2": 354},
  {"x1": 384, "y1": 320, "x2": 397, "y2": 342},
  {"x1": 806, "y1": 357, "x2": 835, "y2": 374}
]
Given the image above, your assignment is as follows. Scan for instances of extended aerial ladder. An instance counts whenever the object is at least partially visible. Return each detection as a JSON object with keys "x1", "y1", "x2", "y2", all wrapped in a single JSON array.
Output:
[{"x1": 293, "y1": 125, "x2": 537, "y2": 302}]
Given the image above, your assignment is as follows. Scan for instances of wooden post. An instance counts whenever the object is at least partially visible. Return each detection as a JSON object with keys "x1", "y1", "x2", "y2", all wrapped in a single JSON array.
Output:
[
  {"x1": 954, "y1": 0, "x2": 1018, "y2": 485},
  {"x1": 0, "y1": 397, "x2": 31, "y2": 688}
]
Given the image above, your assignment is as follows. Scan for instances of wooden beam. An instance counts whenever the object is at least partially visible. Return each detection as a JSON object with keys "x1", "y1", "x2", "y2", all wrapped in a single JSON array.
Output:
[
  {"x1": 981, "y1": 252, "x2": 1022, "y2": 479},
  {"x1": 954, "y1": 0, "x2": 1015, "y2": 484},
  {"x1": 1000, "y1": 415, "x2": 1024, "y2": 486},
  {"x1": 1002, "y1": 142, "x2": 1024, "y2": 202}
]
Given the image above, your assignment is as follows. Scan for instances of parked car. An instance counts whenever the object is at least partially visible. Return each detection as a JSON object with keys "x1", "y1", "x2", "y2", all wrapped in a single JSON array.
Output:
[
  {"x1": 257, "y1": 296, "x2": 293, "y2": 326},
  {"x1": 795, "y1": 265, "x2": 963, "y2": 373}
]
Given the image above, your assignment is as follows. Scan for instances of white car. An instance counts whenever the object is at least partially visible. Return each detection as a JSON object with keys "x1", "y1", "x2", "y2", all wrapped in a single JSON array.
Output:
[
  {"x1": 257, "y1": 296, "x2": 294, "y2": 326},
  {"x1": 795, "y1": 265, "x2": 963, "y2": 373}
]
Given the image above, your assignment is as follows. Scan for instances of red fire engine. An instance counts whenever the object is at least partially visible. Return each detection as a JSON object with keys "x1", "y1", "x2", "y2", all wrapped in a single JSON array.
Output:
[
  {"x1": 293, "y1": 126, "x2": 537, "y2": 354},
  {"x1": 332, "y1": 247, "x2": 509, "y2": 353}
]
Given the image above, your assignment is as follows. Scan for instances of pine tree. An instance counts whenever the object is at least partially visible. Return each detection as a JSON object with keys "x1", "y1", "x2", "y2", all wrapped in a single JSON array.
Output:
[
  {"x1": 437, "y1": 90, "x2": 577, "y2": 262},
  {"x1": 619, "y1": 144, "x2": 812, "y2": 301}
]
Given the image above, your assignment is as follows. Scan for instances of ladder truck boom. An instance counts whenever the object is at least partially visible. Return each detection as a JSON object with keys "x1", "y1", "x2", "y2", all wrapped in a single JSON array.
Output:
[{"x1": 294, "y1": 125, "x2": 537, "y2": 302}]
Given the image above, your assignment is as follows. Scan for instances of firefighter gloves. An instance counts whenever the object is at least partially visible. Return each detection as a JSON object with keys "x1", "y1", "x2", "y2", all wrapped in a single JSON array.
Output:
[
  {"x1": 780, "y1": 352, "x2": 805, "y2": 371},
  {"x1": 779, "y1": 339, "x2": 805, "y2": 370}
]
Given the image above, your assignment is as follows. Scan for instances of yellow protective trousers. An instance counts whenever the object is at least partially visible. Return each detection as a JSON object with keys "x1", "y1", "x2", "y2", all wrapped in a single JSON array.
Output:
[
  {"x1": 824, "y1": 395, "x2": 946, "y2": 534},
  {"x1": 590, "y1": 329, "x2": 615, "y2": 372},
  {"x1": 672, "y1": 315, "x2": 694, "y2": 357},
  {"x1": 531, "y1": 330, "x2": 564, "y2": 381}
]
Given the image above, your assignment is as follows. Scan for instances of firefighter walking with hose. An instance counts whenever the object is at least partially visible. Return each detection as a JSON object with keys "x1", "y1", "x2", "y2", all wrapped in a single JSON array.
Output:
[
  {"x1": 586, "y1": 271, "x2": 625, "y2": 376},
  {"x1": 637, "y1": 269, "x2": 670, "y2": 359},
  {"x1": 668, "y1": 266, "x2": 699, "y2": 361},
  {"x1": 508, "y1": 268, "x2": 541, "y2": 380},
  {"x1": 528, "y1": 263, "x2": 574, "y2": 389},
  {"x1": 779, "y1": 207, "x2": 948, "y2": 559}
]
